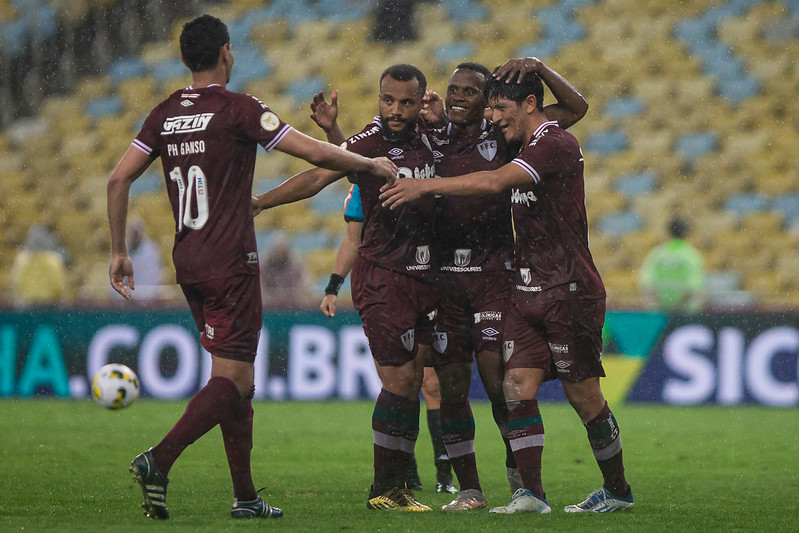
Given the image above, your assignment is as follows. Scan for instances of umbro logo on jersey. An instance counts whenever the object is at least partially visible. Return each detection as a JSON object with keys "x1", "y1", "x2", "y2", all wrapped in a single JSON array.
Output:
[
  {"x1": 433, "y1": 150, "x2": 444, "y2": 159},
  {"x1": 161, "y1": 113, "x2": 214, "y2": 135},
  {"x1": 388, "y1": 147, "x2": 404, "y2": 157},
  {"x1": 180, "y1": 99, "x2": 194, "y2": 107},
  {"x1": 482, "y1": 327, "x2": 500, "y2": 338}
]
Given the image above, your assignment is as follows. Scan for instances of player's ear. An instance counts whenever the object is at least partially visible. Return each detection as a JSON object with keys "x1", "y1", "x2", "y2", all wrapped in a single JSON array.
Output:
[{"x1": 525, "y1": 94, "x2": 538, "y2": 114}]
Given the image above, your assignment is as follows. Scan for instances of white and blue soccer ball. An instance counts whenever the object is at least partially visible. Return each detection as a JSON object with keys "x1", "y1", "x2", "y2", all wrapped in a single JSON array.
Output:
[{"x1": 91, "y1": 363, "x2": 140, "y2": 409}]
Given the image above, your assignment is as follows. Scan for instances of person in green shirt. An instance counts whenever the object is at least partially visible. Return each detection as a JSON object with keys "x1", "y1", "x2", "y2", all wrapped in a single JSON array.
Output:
[{"x1": 638, "y1": 218, "x2": 705, "y2": 313}]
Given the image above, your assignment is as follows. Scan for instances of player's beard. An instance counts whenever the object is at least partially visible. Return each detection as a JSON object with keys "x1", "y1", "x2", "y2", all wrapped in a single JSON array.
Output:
[{"x1": 380, "y1": 115, "x2": 416, "y2": 144}]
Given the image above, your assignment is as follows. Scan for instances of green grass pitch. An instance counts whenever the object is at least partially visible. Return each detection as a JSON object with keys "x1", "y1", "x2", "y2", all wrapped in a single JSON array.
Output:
[{"x1": 1, "y1": 399, "x2": 796, "y2": 532}]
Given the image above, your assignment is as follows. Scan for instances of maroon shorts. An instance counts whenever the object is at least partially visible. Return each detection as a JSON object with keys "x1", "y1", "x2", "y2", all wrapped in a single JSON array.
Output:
[
  {"x1": 352, "y1": 259, "x2": 438, "y2": 367},
  {"x1": 180, "y1": 274, "x2": 262, "y2": 362},
  {"x1": 502, "y1": 298, "x2": 606, "y2": 382},
  {"x1": 430, "y1": 271, "x2": 511, "y2": 367}
]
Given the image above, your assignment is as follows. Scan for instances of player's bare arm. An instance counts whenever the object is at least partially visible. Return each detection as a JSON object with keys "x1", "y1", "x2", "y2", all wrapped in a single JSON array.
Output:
[
  {"x1": 274, "y1": 128, "x2": 397, "y2": 179},
  {"x1": 493, "y1": 57, "x2": 588, "y2": 129},
  {"x1": 107, "y1": 145, "x2": 154, "y2": 299},
  {"x1": 380, "y1": 163, "x2": 529, "y2": 209},
  {"x1": 320, "y1": 220, "x2": 362, "y2": 318},
  {"x1": 253, "y1": 167, "x2": 345, "y2": 216},
  {"x1": 310, "y1": 90, "x2": 347, "y2": 145}
]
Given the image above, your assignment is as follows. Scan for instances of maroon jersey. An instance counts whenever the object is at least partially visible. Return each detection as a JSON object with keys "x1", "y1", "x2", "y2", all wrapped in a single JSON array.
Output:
[
  {"x1": 133, "y1": 85, "x2": 292, "y2": 284},
  {"x1": 431, "y1": 119, "x2": 514, "y2": 273},
  {"x1": 345, "y1": 117, "x2": 436, "y2": 279},
  {"x1": 509, "y1": 121, "x2": 605, "y2": 303}
]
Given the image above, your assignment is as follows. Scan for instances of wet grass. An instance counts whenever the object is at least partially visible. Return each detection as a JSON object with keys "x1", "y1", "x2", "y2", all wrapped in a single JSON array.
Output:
[{"x1": 1, "y1": 399, "x2": 796, "y2": 532}]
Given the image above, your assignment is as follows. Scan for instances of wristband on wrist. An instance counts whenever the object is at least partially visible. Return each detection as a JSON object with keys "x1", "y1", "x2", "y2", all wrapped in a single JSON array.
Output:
[{"x1": 324, "y1": 273, "x2": 345, "y2": 296}]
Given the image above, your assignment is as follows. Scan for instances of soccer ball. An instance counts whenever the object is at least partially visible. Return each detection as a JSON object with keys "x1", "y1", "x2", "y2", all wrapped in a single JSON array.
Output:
[{"x1": 91, "y1": 363, "x2": 140, "y2": 409}]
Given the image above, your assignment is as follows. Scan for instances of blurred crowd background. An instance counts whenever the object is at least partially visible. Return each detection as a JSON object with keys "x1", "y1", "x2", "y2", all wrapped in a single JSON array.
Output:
[{"x1": 1, "y1": 0, "x2": 797, "y2": 311}]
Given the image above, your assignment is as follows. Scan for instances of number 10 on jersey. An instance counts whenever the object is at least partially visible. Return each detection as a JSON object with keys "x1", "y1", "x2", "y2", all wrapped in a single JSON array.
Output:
[{"x1": 169, "y1": 166, "x2": 209, "y2": 231}]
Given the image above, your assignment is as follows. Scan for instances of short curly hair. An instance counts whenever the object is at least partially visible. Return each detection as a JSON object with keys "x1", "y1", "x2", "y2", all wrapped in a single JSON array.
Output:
[{"x1": 179, "y1": 14, "x2": 230, "y2": 72}]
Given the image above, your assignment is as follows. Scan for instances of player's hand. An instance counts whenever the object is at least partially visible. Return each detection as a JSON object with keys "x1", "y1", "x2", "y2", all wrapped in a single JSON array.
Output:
[
  {"x1": 379, "y1": 179, "x2": 425, "y2": 210},
  {"x1": 310, "y1": 90, "x2": 339, "y2": 133},
  {"x1": 493, "y1": 57, "x2": 543, "y2": 84},
  {"x1": 420, "y1": 90, "x2": 446, "y2": 127},
  {"x1": 109, "y1": 254, "x2": 134, "y2": 300},
  {"x1": 370, "y1": 156, "x2": 399, "y2": 183},
  {"x1": 320, "y1": 294, "x2": 337, "y2": 317}
]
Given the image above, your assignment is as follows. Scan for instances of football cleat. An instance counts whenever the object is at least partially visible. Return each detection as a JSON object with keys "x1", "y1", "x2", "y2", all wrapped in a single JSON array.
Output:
[
  {"x1": 441, "y1": 489, "x2": 488, "y2": 511},
  {"x1": 564, "y1": 487, "x2": 634, "y2": 513},
  {"x1": 231, "y1": 496, "x2": 283, "y2": 519},
  {"x1": 436, "y1": 481, "x2": 458, "y2": 494},
  {"x1": 507, "y1": 467, "x2": 523, "y2": 492},
  {"x1": 489, "y1": 488, "x2": 551, "y2": 515},
  {"x1": 130, "y1": 448, "x2": 169, "y2": 519},
  {"x1": 367, "y1": 487, "x2": 432, "y2": 511}
]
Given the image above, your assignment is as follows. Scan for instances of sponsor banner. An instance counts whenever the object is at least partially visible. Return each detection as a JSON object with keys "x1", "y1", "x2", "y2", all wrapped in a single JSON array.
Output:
[
  {"x1": 628, "y1": 313, "x2": 799, "y2": 406},
  {"x1": 1, "y1": 309, "x2": 796, "y2": 405}
]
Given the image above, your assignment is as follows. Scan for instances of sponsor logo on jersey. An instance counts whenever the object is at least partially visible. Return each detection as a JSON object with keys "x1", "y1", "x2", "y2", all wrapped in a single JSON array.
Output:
[
  {"x1": 388, "y1": 147, "x2": 404, "y2": 157},
  {"x1": 260, "y1": 111, "x2": 280, "y2": 132},
  {"x1": 503, "y1": 340, "x2": 514, "y2": 362},
  {"x1": 549, "y1": 342, "x2": 569, "y2": 354},
  {"x1": 348, "y1": 125, "x2": 381, "y2": 145},
  {"x1": 180, "y1": 99, "x2": 194, "y2": 107},
  {"x1": 432, "y1": 331, "x2": 447, "y2": 354},
  {"x1": 570, "y1": 282, "x2": 577, "y2": 291},
  {"x1": 427, "y1": 309, "x2": 438, "y2": 321},
  {"x1": 162, "y1": 113, "x2": 214, "y2": 135},
  {"x1": 474, "y1": 311, "x2": 502, "y2": 324},
  {"x1": 481, "y1": 327, "x2": 500, "y2": 340},
  {"x1": 415, "y1": 245, "x2": 431, "y2": 265},
  {"x1": 511, "y1": 188, "x2": 538, "y2": 206},
  {"x1": 520, "y1": 268, "x2": 531, "y2": 285},
  {"x1": 204, "y1": 323, "x2": 215, "y2": 339},
  {"x1": 246, "y1": 252, "x2": 258, "y2": 264},
  {"x1": 454, "y1": 248, "x2": 472, "y2": 267},
  {"x1": 181, "y1": 93, "x2": 200, "y2": 98},
  {"x1": 441, "y1": 265, "x2": 482, "y2": 272},
  {"x1": 401, "y1": 328, "x2": 415, "y2": 352},
  {"x1": 477, "y1": 139, "x2": 497, "y2": 161},
  {"x1": 397, "y1": 164, "x2": 436, "y2": 180}
]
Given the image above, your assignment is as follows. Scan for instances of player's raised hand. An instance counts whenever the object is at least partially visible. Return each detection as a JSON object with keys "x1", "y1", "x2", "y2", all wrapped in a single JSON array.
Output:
[
  {"x1": 109, "y1": 254, "x2": 134, "y2": 300},
  {"x1": 420, "y1": 90, "x2": 446, "y2": 127},
  {"x1": 310, "y1": 90, "x2": 339, "y2": 132},
  {"x1": 369, "y1": 156, "x2": 399, "y2": 183},
  {"x1": 493, "y1": 57, "x2": 544, "y2": 84},
  {"x1": 320, "y1": 294, "x2": 337, "y2": 317},
  {"x1": 379, "y1": 178, "x2": 425, "y2": 210}
]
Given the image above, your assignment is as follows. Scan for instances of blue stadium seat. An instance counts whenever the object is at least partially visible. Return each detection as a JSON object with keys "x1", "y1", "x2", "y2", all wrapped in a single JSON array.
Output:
[
  {"x1": 310, "y1": 186, "x2": 347, "y2": 214},
  {"x1": 614, "y1": 170, "x2": 658, "y2": 198},
  {"x1": 291, "y1": 231, "x2": 332, "y2": 252},
  {"x1": 285, "y1": 76, "x2": 327, "y2": 104},
  {"x1": 675, "y1": 131, "x2": 717, "y2": 161},
  {"x1": 604, "y1": 96, "x2": 645, "y2": 119},
  {"x1": 226, "y1": 45, "x2": 272, "y2": 93},
  {"x1": 597, "y1": 211, "x2": 643, "y2": 237},
  {"x1": 109, "y1": 57, "x2": 147, "y2": 85},
  {"x1": 130, "y1": 171, "x2": 162, "y2": 197},
  {"x1": 85, "y1": 96, "x2": 123, "y2": 119},
  {"x1": 772, "y1": 193, "x2": 799, "y2": 226},
  {"x1": 149, "y1": 57, "x2": 186, "y2": 85},
  {"x1": 435, "y1": 41, "x2": 475, "y2": 66},
  {"x1": 584, "y1": 129, "x2": 628, "y2": 154},
  {"x1": 440, "y1": 0, "x2": 487, "y2": 22},
  {"x1": 724, "y1": 193, "x2": 768, "y2": 216},
  {"x1": 717, "y1": 76, "x2": 761, "y2": 102}
]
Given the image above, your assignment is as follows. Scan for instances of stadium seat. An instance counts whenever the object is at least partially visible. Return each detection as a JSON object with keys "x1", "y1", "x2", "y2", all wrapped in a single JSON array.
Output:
[
  {"x1": 584, "y1": 129, "x2": 629, "y2": 155},
  {"x1": 597, "y1": 211, "x2": 643, "y2": 237}
]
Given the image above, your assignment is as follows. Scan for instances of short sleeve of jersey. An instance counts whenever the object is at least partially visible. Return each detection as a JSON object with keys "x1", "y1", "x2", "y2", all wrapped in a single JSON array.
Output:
[
  {"x1": 133, "y1": 106, "x2": 164, "y2": 158},
  {"x1": 343, "y1": 184, "x2": 364, "y2": 222},
  {"x1": 510, "y1": 129, "x2": 569, "y2": 185},
  {"x1": 236, "y1": 94, "x2": 293, "y2": 151}
]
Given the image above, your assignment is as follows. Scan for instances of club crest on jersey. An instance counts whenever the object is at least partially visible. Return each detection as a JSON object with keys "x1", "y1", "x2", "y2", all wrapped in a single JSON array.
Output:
[
  {"x1": 454, "y1": 248, "x2": 472, "y2": 267},
  {"x1": 260, "y1": 111, "x2": 280, "y2": 132},
  {"x1": 503, "y1": 340, "x2": 514, "y2": 362},
  {"x1": 401, "y1": 329, "x2": 415, "y2": 352},
  {"x1": 432, "y1": 331, "x2": 447, "y2": 354},
  {"x1": 416, "y1": 245, "x2": 431, "y2": 265},
  {"x1": 162, "y1": 113, "x2": 214, "y2": 135},
  {"x1": 520, "y1": 268, "x2": 531, "y2": 285},
  {"x1": 477, "y1": 139, "x2": 497, "y2": 161}
]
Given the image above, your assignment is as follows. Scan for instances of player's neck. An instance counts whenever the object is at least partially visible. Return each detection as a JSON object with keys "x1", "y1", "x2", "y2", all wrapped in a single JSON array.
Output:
[
  {"x1": 190, "y1": 70, "x2": 227, "y2": 90},
  {"x1": 449, "y1": 119, "x2": 482, "y2": 139},
  {"x1": 523, "y1": 113, "x2": 548, "y2": 145}
]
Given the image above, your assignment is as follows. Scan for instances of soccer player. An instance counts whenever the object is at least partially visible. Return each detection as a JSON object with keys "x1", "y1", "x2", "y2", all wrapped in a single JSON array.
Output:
[
  {"x1": 319, "y1": 183, "x2": 456, "y2": 494},
  {"x1": 423, "y1": 59, "x2": 588, "y2": 512},
  {"x1": 252, "y1": 64, "x2": 437, "y2": 511},
  {"x1": 107, "y1": 14, "x2": 397, "y2": 520},
  {"x1": 380, "y1": 70, "x2": 635, "y2": 514}
]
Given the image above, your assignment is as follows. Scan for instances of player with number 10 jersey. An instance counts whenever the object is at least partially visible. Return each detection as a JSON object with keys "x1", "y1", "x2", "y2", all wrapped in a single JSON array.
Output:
[{"x1": 133, "y1": 86, "x2": 291, "y2": 284}]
